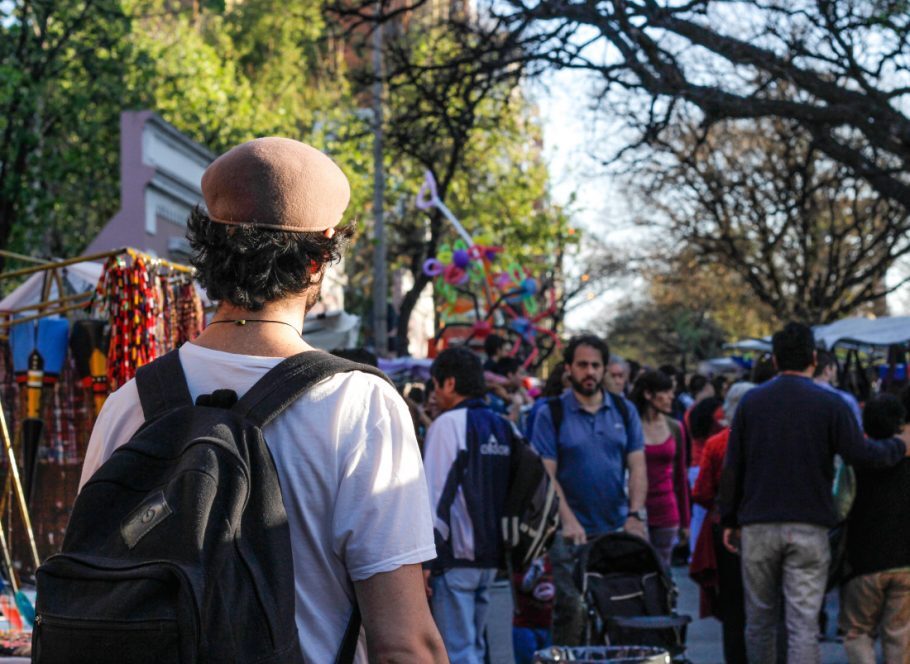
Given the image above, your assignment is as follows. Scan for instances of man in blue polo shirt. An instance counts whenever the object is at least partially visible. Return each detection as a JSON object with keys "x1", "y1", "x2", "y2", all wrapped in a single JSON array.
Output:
[{"x1": 531, "y1": 334, "x2": 647, "y2": 646}]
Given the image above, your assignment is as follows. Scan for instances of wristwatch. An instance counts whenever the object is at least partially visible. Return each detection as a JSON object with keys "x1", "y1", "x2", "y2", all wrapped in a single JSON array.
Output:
[{"x1": 628, "y1": 509, "x2": 647, "y2": 522}]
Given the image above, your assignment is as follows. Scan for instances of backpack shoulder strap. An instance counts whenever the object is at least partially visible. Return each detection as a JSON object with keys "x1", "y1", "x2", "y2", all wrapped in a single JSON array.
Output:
[
  {"x1": 609, "y1": 391, "x2": 631, "y2": 434},
  {"x1": 233, "y1": 350, "x2": 392, "y2": 428},
  {"x1": 335, "y1": 605, "x2": 361, "y2": 664},
  {"x1": 666, "y1": 416, "x2": 684, "y2": 463},
  {"x1": 666, "y1": 416, "x2": 682, "y2": 445},
  {"x1": 233, "y1": 351, "x2": 388, "y2": 664},
  {"x1": 548, "y1": 396, "x2": 563, "y2": 447},
  {"x1": 135, "y1": 350, "x2": 193, "y2": 420}
]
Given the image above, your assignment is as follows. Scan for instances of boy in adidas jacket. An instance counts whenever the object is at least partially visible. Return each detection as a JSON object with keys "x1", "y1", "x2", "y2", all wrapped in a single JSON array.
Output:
[{"x1": 423, "y1": 346, "x2": 520, "y2": 663}]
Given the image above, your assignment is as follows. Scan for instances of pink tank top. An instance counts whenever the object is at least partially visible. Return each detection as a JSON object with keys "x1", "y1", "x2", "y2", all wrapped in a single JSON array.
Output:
[{"x1": 645, "y1": 435, "x2": 679, "y2": 528}]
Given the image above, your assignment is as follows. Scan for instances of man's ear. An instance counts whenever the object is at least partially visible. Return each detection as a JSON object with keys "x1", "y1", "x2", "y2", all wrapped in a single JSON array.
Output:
[{"x1": 443, "y1": 376, "x2": 457, "y2": 394}]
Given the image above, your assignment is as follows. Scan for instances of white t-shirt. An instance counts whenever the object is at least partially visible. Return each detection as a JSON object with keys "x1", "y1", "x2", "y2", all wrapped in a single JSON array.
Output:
[{"x1": 79, "y1": 342, "x2": 436, "y2": 663}]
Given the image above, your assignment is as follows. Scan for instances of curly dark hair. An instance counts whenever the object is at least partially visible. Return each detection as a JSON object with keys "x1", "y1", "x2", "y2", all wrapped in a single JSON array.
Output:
[{"x1": 186, "y1": 206, "x2": 354, "y2": 311}]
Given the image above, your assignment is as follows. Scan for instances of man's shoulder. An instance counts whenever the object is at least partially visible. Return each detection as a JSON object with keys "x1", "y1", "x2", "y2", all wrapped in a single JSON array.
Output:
[
  {"x1": 747, "y1": 376, "x2": 835, "y2": 404},
  {"x1": 98, "y1": 377, "x2": 142, "y2": 419}
]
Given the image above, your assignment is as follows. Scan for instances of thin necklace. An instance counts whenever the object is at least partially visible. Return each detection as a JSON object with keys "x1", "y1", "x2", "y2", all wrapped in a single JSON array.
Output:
[{"x1": 208, "y1": 318, "x2": 302, "y2": 335}]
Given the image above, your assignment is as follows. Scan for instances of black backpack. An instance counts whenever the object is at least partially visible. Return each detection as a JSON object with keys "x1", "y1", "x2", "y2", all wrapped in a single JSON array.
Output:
[
  {"x1": 501, "y1": 438, "x2": 560, "y2": 572},
  {"x1": 34, "y1": 350, "x2": 388, "y2": 664}
]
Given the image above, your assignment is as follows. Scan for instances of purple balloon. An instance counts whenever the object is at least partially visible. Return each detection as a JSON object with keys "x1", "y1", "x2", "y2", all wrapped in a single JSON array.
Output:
[
  {"x1": 453, "y1": 249, "x2": 470, "y2": 268},
  {"x1": 423, "y1": 258, "x2": 444, "y2": 277}
]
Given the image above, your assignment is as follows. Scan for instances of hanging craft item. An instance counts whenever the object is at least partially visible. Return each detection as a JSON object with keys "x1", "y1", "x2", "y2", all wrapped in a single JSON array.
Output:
[
  {"x1": 177, "y1": 281, "x2": 204, "y2": 345},
  {"x1": 19, "y1": 318, "x2": 69, "y2": 508},
  {"x1": 69, "y1": 319, "x2": 109, "y2": 419},
  {"x1": 47, "y1": 357, "x2": 81, "y2": 464},
  {"x1": 94, "y1": 253, "x2": 160, "y2": 390},
  {"x1": 0, "y1": 390, "x2": 38, "y2": 626},
  {"x1": 8, "y1": 318, "x2": 66, "y2": 508}
]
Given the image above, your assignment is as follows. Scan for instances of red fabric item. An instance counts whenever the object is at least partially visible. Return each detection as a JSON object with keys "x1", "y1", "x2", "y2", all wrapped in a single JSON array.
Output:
[
  {"x1": 512, "y1": 557, "x2": 554, "y2": 629},
  {"x1": 686, "y1": 406, "x2": 725, "y2": 468},
  {"x1": 692, "y1": 428, "x2": 730, "y2": 510},
  {"x1": 644, "y1": 429, "x2": 690, "y2": 528},
  {"x1": 689, "y1": 426, "x2": 732, "y2": 619}
]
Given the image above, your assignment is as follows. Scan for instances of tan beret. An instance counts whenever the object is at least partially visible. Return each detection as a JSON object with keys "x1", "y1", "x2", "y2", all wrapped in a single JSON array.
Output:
[{"x1": 201, "y1": 137, "x2": 350, "y2": 232}]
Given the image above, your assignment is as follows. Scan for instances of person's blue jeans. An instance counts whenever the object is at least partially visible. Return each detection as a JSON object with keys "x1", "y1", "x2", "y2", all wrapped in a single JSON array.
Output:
[
  {"x1": 512, "y1": 626, "x2": 552, "y2": 664},
  {"x1": 430, "y1": 567, "x2": 498, "y2": 664}
]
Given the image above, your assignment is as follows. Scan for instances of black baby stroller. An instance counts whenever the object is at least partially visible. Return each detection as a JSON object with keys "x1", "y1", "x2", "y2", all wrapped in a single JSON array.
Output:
[{"x1": 576, "y1": 532, "x2": 691, "y2": 661}]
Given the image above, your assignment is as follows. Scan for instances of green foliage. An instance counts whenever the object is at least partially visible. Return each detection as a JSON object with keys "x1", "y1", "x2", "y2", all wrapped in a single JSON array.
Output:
[
  {"x1": 0, "y1": 0, "x2": 365, "y2": 269},
  {"x1": 344, "y1": 22, "x2": 570, "y2": 352},
  {"x1": 0, "y1": 1, "x2": 565, "y2": 356},
  {"x1": 607, "y1": 300, "x2": 728, "y2": 371},
  {"x1": 0, "y1": 0, "x2": 136, "y2": 260}
]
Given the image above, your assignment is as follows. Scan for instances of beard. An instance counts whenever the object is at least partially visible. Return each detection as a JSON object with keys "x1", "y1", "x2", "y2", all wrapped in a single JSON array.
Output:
[
  {"x1": 570, "y1": 375, "x2": 600, "y2": 397},
  {"x1": 303, "y1": 269, "x2": 326, "y2": 314}
]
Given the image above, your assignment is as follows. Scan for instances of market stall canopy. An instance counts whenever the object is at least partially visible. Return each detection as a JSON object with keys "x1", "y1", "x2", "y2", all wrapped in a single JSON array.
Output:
[
  {"x1": 302, "y1": 310, "x2": 361, "y2": 351},
  {"x1": 697, "y1": 357, "x2": 746, "y2": 377},
  {"x1": 0, "y1": 262, "x2": 101, "y2": 313},
  {"x1": 378, "y1": 357, "x2": 433, "y2": 384},
  {"x1": 813, "y1": 316, "x2": 910, "y2": 350},
  {"x1": 724, "y1": 338, "x2": 772, "y2": 353},
  {"x1": 0, "y1": 257, "x2": 211, "y2": 316}
]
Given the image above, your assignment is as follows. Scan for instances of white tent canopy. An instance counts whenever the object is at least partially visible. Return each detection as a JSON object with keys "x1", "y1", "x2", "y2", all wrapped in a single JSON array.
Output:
[
  {"x1": 728, "y1": 316, "x2": 910, "y2": 353},
  {"x1": 813, "y1": 316, "x2": 910, "y2": 350},
  {"x1": 0, "y1": 262, "x2": 102, "y2": 313},
  {"x1": 302, "y1": 310, "x2": 361, "y2": 351},
  {"x1": 724, "y1": 338, "x2": 772, "y2": 353}
]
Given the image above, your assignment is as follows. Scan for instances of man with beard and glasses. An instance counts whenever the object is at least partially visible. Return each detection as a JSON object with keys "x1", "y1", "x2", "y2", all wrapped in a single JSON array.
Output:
[{"x1": 531, "y1": 334, "x2": 647, "y2": 646}]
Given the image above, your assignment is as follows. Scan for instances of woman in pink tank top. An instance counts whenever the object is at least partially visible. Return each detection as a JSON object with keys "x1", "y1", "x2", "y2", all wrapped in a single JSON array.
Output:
[{"x1": 630, "y1": 370, "x2": 690, "y2": 568}]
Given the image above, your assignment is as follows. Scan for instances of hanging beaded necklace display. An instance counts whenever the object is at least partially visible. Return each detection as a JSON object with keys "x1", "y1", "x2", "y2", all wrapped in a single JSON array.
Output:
[
  {"x1": 94, "y1": 252, "x2": 205, "y2": 390},
  {"x1": 95, "y1": 254, "x2": 160, "y2": 390},
  {"x1": 176, "y1": 281, "x2": 204, "y2": 344}
]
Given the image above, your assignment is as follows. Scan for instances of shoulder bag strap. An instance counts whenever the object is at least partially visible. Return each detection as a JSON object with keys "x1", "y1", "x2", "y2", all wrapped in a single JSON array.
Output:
[
  {"x1": 666, "y1": 416, "x2": 685, "y2": 464},
  {"x1": 548, "y1": 397, "x2": 563, "y2": 447},
  {"x1": 233, "y1": 351, "x2": 390, "y2": 664},
  {"x1": 232, "y1": 350, "x2": 392, "y2": 427},
  {"x1": 134, "y1": 349, "x2": 193, "y2": 420},
  {"x1": 609, "y1": 391, "x2": 631, "y2": 436},
  {"x1": 335, "y1": 605, "x2": 361, "y2": 664}
]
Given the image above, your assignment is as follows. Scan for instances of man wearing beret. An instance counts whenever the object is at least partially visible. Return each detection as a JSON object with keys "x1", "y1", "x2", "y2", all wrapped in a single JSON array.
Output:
[{"x1": 80, "y1": 138, "x2": 447, "y2": 662}]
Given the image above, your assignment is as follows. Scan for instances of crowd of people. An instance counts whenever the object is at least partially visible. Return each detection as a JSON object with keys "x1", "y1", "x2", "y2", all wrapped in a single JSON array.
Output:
[
  {"x1": 402, "y1": 325, "x2": 910, "y2": 664},
  {"x1": 60, "y1": 137, "x2": 910, "y2": 664}
]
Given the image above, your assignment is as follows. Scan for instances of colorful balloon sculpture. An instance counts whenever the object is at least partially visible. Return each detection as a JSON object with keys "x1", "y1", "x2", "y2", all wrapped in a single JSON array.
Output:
[{"x1": 416, "y1": 170, "x2": 561, "y2": 367}]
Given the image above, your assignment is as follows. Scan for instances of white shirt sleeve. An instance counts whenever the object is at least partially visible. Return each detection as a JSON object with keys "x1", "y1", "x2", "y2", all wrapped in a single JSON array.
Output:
[
  {"x1": 79, "y1": 380, "x2": 145, "y2": 491},
  {"x1": 331, "y1": 382, "x2": 436, "y2": 581},
  {"x1": 421, "y1": 410, "x2": 464, "y2": 541}
]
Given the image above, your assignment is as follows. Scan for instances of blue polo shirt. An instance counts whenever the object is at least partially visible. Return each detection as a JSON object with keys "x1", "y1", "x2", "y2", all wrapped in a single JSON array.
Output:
[{"x1": 531, "y1": 390, "x2": 644, "y2": 535}]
